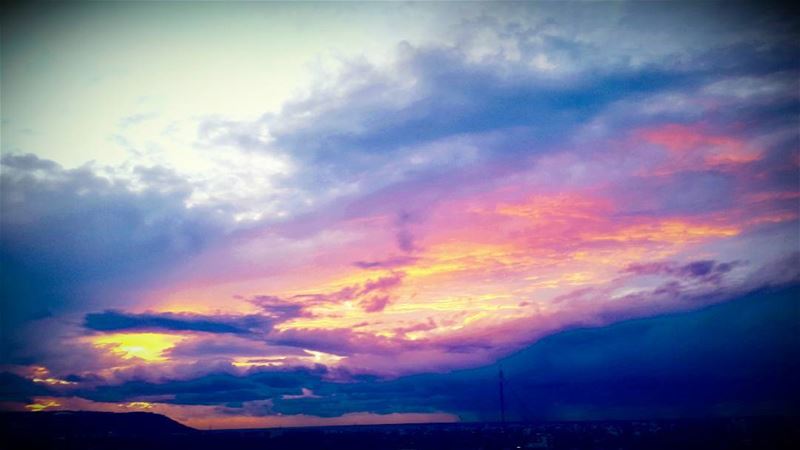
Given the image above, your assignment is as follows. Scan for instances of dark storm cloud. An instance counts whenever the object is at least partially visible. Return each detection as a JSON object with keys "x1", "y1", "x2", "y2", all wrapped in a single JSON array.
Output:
[
  {"x1": 83, "y1": 311, "x2": 271, "y2": 335},
  {"x1": 0, "y1": 372, "x2": 53, "y2": 403},
  {"x1": 166, "y1": 337, "x2": 308, "y2": 359},
  {"x1": 81, "y1": 367, "x2": 329, "y2": 406},
  {"x1": 0, "y1": 154, "x2": 227, "y2": 362},
  {"x1": 227, "y1": 2, "x2": 795, "y2": 166},
  {"x1": 272, "y1": 285, "x2": 799, "y2": 419}
]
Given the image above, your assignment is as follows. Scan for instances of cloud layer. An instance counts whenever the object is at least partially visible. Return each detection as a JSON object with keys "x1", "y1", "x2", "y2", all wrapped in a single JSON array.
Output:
[{"x1": 1, "y1": 0, "x2": 798, "y2": 428}]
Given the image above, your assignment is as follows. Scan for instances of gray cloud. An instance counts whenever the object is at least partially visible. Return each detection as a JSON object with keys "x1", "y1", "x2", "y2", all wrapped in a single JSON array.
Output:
[
  {"x1": 624, "y1": 259, "x2": 741, "y2": 284},
  {"x1": 83, "y1": 311, "x2": 272, "y2": 335},
  {"x1": 0, "y1": 155, "x2": 228, "y2": 362}
]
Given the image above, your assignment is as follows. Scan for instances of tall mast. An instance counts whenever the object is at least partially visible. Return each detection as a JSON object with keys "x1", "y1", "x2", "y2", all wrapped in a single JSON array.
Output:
[{"x1": 498, "y1": 366, "x2": 506, "y2": 425}]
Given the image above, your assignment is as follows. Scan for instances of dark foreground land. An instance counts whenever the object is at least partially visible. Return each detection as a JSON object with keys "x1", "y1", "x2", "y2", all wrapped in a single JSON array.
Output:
[{"x1": 1, "y1": 411, "x2": 798, "y2": 450}]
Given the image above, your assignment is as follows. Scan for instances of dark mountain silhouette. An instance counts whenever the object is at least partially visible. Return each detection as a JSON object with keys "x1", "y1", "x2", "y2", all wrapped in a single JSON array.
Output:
[
  {"x1": 0, "y1": 413, "x2": 796, "y2": 450},
  {"x1": 0, "y1": 410, "x2": 195, "y2": 439}
]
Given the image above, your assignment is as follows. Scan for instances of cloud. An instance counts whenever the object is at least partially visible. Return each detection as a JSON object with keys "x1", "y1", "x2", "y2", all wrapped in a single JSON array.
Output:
[
  {"x1": 54, "y1": 286, "x2": 800, "y2": 420},
  {"x1": 353, "y1": 256, "x2": 418, "y2": 270},
  {"x1": 265, "y1": 328, "x2": 398, "y2": 357},
  {"x1": 0, "y1": 372, "x2": 53, "y2": 403},
  {"x1": 287, "y1": 272, "x2": 405, "y2": 313},
  {"x1": 360, "y1": 295, "x2": 391, "y2": 313},
  {"x1": 175, "y1": 5, "x2": 797, "y2": 262},
  {"x1": 0, "y1": 155, "x2": 229, "y2": 362},
  {"x1": 624, "y1": 259, "x2": 740, "y2": 284},
  {"x1": 79, "y1": 367, "x2": 330, "y2": 407},
  {"x1": 394, "y1": 211, "x2": 417, "y2": 253},
  {"x1": 248, "y1": 296, "x2": 310, "y2": 321},
  {"x1": 83, "y1": 311, "x2": 271, "y2": 335},
  {"x1": 166, "y1": 336, "x2": 307, "y2": 359},
  {"x1": 281, "y1": 387, "x2": 320, "y2": 400},
  {"x1": 207, "y1": 1, "x2": 795, "y2": 170},
  {"x1": 1, "y1": 1, "x2": 798, "y2": 428}
]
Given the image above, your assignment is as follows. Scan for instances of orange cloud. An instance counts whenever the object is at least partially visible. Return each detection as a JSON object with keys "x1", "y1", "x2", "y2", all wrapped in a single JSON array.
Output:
[{"x1": 637, "y1": 123, "x2": 761, "y2": 173}]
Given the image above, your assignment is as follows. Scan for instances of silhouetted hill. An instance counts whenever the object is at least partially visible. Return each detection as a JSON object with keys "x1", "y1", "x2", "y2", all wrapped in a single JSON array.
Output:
[
  {"x1": 0, "y1": 413, "x2": 796, "y2": 450},
  {"x1": 0, "y1": 410, "x2": 195, "y2": 439}
]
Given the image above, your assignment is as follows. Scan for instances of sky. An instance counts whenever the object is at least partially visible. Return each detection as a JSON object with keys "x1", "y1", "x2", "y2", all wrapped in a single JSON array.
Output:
[{"x1": 1, "y1": 0, "x2": 798, "y2": 429}]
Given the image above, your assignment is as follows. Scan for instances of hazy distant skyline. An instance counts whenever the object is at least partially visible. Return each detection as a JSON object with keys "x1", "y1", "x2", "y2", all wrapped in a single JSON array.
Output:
[{"x1": 1, "y1": 1, "x2": 798, "y2": 428}]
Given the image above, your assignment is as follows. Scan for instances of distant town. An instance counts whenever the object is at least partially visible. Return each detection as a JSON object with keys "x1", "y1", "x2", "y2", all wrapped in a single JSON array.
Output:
[{"x1": 2, "y1": 411, "x2": 797, "y2": 450}]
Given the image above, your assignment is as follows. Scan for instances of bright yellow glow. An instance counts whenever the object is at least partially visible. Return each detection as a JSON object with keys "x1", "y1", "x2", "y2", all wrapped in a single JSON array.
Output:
[
  {"x1": 404, "y1": 242, "x2": 518, "y2": 278},
  {"x1": 26, "y1": 400, "x2": 61, "y2": 412},
  {"x1": 91, "y1": 333, "x2": 185, "y2": 361},
  {"x1": 27, "y1": 366, "x2": 75, "y2": 385},
  {"x1": 230, "y1": 350, "x2": 345, "y2": 367},
  {"x1": 232, "y1": 356, "x2": 287, "y2": 368},
  {"x1": 304, "y1": 349, "x2": 345, "y2": 365},
  {"x1": 123, "y1": 402, "x2": 154, "y2": 409},
  {"x1": 32, "y1": 377, "x2": 75, "y2": 386}
]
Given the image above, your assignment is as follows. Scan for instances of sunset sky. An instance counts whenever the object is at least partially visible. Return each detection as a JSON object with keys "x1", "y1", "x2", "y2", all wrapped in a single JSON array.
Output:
[{"x1": 1, "y1": 1, "x2": 798, "y2": 429}]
